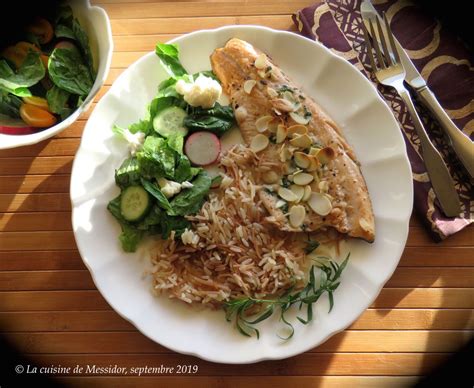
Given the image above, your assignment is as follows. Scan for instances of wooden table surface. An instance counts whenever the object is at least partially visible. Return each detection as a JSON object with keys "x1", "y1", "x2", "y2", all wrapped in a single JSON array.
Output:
[{"x1": 1, "y1": 1, "x2": 473, "y2": 387}]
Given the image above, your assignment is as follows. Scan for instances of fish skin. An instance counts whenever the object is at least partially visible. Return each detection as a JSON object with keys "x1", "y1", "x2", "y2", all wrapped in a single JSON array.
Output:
[{"x1": 211, "y1": 38, "x2": 375, "y2": 242}]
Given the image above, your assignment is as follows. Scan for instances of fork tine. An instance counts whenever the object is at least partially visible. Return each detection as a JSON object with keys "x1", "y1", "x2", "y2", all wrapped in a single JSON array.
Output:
[
  {"x1": 383, "y1": 12, "x2": 400, "y2": 64},
  {"x1": 375, "y1": 14, "x2": 392, "y2": 66},
  {"x1": 368, "y1": 18, "x2": 386, "y2": 69},
  {"x1": 362, "y1": 22, "x2": 378, "y2": 72}
]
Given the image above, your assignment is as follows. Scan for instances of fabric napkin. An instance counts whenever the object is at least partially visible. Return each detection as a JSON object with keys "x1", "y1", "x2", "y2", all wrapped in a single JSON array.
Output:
[{"x1": 293, "y1": 0, "x2": 473, "y2": 240}]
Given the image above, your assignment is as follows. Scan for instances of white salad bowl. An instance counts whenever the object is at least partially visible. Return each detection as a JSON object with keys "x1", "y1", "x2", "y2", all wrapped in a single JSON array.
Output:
[
  {"x1": 71, "y1": 25, "x2": 413, "y2": 364},
  {"x1": 0, "y1": 0, "x2": 113, "y2": 150}
]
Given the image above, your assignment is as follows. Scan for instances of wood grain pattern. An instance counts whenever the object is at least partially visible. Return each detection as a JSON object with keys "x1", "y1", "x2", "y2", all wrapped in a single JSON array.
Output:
[{"x1": 0, "y1": 1, "x2": 473, "y2": 386}]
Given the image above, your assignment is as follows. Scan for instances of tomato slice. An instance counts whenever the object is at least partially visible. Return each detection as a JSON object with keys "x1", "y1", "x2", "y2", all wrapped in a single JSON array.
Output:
[
  {"x1": 19, "y1": 103, "x2": 57, "y2": 128},
  {"x1": 26, "y1": 18, "x2": 54, "y2": 44},
  {"x1": 23, "y1": 96, "x2": 50, "y2": 111},
  {"x1": 1, "y1": 42, "x2": 40, "y2": 68}
]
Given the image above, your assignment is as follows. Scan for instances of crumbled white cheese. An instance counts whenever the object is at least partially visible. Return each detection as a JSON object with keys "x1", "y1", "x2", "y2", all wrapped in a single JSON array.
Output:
[
  {"x1": 175, "y1": 74, "x2": 222, "y2": 108},
  {"x1": 122, "y1": 129, "x2": 145, "y2": 155},
  {"x1": 157, "y1": 178, "x2": 182, "y2": 198},
  {"x1": 181, "y1": 228, "x2": 200, "y2": 246},
  {"x1": 180, "y1": 181, "x2": 194, "y2": 189}
]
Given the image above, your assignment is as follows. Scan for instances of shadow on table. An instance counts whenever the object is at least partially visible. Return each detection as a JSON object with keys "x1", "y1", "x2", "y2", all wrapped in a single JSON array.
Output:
[{"x1": 371, "y1": 239, "x2": 473, "y2": 386}]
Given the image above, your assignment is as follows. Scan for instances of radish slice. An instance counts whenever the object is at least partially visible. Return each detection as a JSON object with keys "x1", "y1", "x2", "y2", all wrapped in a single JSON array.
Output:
[
  {"x1": 185, "y1": 131, "x2": 221, "y2": 166},
  {"x1": 0, "y1": 125, "x2": 38, "y2": 135},
  {"x1": 0, "y1": 116, "x2": 38, "y2": 135}
]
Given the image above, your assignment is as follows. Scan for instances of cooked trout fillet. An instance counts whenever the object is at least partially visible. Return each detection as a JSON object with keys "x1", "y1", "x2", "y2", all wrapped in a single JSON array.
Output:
[{"x1": 210, "y1": 38, "x2": 375, "y2": 242}]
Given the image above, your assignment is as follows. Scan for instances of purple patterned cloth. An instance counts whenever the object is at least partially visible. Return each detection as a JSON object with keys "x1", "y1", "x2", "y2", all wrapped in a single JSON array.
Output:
[{"x1": 293, "y1": 0, "x2": 473, "y2": 240}]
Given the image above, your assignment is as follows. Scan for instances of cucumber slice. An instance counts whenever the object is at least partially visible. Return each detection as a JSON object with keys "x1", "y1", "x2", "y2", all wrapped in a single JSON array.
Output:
[
  {"x1": 120, "y1": 185, "x2": 151, "y2": 222},
  {"x1": 153, "y1": 106, "x2": 188, "y2": 137}
]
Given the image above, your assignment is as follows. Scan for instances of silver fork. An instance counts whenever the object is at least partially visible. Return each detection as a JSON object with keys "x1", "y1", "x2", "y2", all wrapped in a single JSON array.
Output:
[{"x1": 362, "y1": 13, "x2": 461, "y2": 217}]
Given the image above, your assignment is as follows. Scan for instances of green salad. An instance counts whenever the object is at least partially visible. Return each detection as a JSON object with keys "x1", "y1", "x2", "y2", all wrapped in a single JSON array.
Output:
[
  {"x1": 108, "y1": 43, "x2": 235, "y2": 252},
  {"x1": 0, "y1": 4, "x2": 95, "y2": 134}
]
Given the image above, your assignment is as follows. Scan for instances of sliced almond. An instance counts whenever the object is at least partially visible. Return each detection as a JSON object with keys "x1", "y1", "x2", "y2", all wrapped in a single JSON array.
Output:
[
  {"x1": 308, "y1": 192, "x2": 332, "y2": 216},
  {"x1": 275, "y1": 199, "x2": 287, "y2": 209},
  {"x1": 309, "y1": 146, "x2": 322, "y2": 156},
  {"x1": 289, "y1": 111, "x2": 311, "y2": 125},
  {"x1": 250, "y1": 134, "x2": 269, "y2": 153},
  {"x1": 294, "y1": 151, "x2": 311, "y2": 169},
  {"x1": 318, "y1": 180, "x2": 329, "y2": 193},
  {"x1": 243, "y1": 80, "x2": 257, "y2": 94},
  {"x1": 302, "y1": 185, "x2": 312, "y2": 202},
  {"x1": 271, "y1": 98, "x2": 295, "y2": 113},
  {"x1": 267, "y1": 86, "x2": 278, "y2": 98},
  {"x1": 262, "y1": 170, "x2": 279, "y2": 184},
  {"x1": 293, "y1": 172, "x2": 314, "y2": 185},
  {"x1": 289, "y1": 133, "x2": 312, "y2": 149},
  {"x1": 359, "y1": 217, "x2": 373, "y2": 232},
  {"x1": 278, "y1": 187, "x2": 298, "y2": 202},
  {"x1": 306, "y1": 155, "x2": 320, "y2": 172},
  {"x1": 289, "y1": 205, "x2": 306, "y2": 228},
  {"x1": 287, "y1": 125, "x2": 308, "y2": 138},
  {"x1": 289, "y1": 184, "x2": 305, "y2": 202},
  {"x1": 267, "y1": 120, "x2": 279, "y2": 133},
  {"x1": 258, "y1": 69, "x2": 268, "y2": 78},
  {"x1": 317, "y1": 146, "x2": 336, "y2": 164},
  {"x1": 254, "y1": 53, "x2": 267, "y2": 69},
  {"x1": 255, "y1": 115, "x2": 273, "y2": 133},
  {"x1": 276, "y1": 124, "x2": 288, "y2": 144}
]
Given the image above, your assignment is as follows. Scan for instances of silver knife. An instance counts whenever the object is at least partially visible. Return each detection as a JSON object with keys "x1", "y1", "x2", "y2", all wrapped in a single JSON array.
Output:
[{"x1": 361, "y1": 0, "x2": 474, "y2": 179}]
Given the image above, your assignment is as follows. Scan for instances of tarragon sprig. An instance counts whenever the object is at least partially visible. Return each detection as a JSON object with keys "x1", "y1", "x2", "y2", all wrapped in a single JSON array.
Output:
[{"x1": 224, "y1": 253, "x2": 350, "y2": 339}]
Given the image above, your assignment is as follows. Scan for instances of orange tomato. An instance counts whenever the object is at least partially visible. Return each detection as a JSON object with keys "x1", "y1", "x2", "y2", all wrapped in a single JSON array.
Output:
[
  {"x1": 1, "y1": 42, "x2": 40, "y2": 68},
  {"x1": 22, "y1": 96, "x2": 50, "y2": 111},
  {"x1": 19, "y1": 103, "x2": 57, "y2": 128},
  {"x1": 26, "y1": 18, "x2": 54, "y2": 44}
]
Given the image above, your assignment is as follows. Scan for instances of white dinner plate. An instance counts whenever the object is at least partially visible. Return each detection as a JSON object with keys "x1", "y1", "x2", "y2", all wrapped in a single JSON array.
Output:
[{"x1": 71, "y1": 25, "x2": 413, "y2": 364}]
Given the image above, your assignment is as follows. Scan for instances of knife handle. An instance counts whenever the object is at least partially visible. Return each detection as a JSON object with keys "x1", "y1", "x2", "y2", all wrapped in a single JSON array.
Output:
[
  {"x1": 397, "y1": 87, "x2": 461, "y2": 217},
  {"x1": 418, "y1": 87, "x2": 474, "y2": 179}
]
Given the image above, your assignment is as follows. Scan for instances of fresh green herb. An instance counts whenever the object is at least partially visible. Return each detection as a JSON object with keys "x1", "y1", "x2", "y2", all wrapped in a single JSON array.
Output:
[
  {"x1": 281, "y1": 202, "x2": 289, "y2": 214},
  {"x1": 155, "y1": 43, "x2": 187, "y2": 78},
  {"x1": 48, "y1": 47, "x2": 93, "y2": 96},
  {"x1": 278, "y1": 85, "x2": 293, "y2": 94},
  {"x1": 281, "y1": 177, "x2": 291, "y2": 188},
  {"x1": 184, "y1": 102, "x2": 234, "y2": 137},
  {"x1": 269, "y1": 135, "x2": 277, "y2": 144},
  {"x1": 46, "y1": 85, "x2": 71, "y2": 119},
  {"x1": 0, "y1": 92, "x2": 22, "y2": 117},
  {"x1": 304, "y1": 239, "x2": 320, "y2": 254},
  {"x1": 224, "y1": 254, "x2": 350, "y2": 339},
  {"x1": 0, "y1": 51, "x2": 45, "y2": 97}
]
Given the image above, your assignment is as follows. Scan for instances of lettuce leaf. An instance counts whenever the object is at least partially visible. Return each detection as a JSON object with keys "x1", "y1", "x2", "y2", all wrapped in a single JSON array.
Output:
[{"x1": 155, "y1": 43, "x2": 187, "y2": 78}]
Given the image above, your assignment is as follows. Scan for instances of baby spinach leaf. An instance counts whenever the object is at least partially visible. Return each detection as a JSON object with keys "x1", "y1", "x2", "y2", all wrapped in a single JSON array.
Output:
[
  {"x1": 48, "y1": 47, "x2": 93, "y2": 96},
  {"x1": 169, "y1": 171, "x2": 212, "y2": 216},
  {"x1": 155, "y1": 43, "x2": 187, "y2": 78},
  {"x1": 159, "y1": 214, "x2": 190, "y2": 239},
  {"x1": 184, "y1": 102, "x2": 234, "y2": 136},
  {"x1": 46, "y1": 85, "x2": 71, "y2": 119},
  {"x1": 174, "y1": 154, "x2": 200, "y2": 183},
  {"x1": 0, "y1": 92, "x2": 22, "y2": 118},
  {"x1": 0, "y1": 51, "x2": 45, "y2": 97},
  {"x1": 140, "y1": 178, "x2": 174, "y2": 214},
  {"x1": 72, "y1": 19, "x2": 95, "y2": 77},
  {"x1": 55, "y1": 24, "x2": 75, "y2": 39}
]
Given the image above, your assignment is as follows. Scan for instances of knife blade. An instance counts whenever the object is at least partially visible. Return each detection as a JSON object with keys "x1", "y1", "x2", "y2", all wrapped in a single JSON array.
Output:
[{"x1": 361, "y1": 0, "x2": 474, "y2": 179}]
